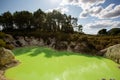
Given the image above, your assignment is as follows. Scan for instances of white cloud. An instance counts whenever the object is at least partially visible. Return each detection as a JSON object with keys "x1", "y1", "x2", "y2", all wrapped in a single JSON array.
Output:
[
  {"x1": 60, "y1": 0, "x2": 105, "y2": 10},
  {"x1": 46, "y1": 6, "x2": 69, "y2": 14},
  {"x1": 60, "y1": 0, "x2": 120, "y2": 19},
  {"x1": 58, "y1": 0, "x2": 120, "y2": 34},
  {"x1": 89, "y1": 6, "x2": 103, "y2": 16},
  {"x1": 79, "y1": 4, "x2": 120, "y2": 19},
  {"x1": 83, "y1": 20, "x2": 120, "y2": 34},
  {"x1": 79, "y1": 6, "x2": 103, "y2": 18},
  {"x1": 85, "y1": 20, "x2": 113, "y2": 28},
  {"x1": 99, "y1": 4, "x2": 120, "y2": 19},
  {"x1": 79, "y1": 10, "x2": 88, "y2": 18},
  {"x1": 59, "y1": 7, "x2": 69, "y2": 14},
  {"x1": 60, "y1": 0, "x2": 107, "y2": 19}
]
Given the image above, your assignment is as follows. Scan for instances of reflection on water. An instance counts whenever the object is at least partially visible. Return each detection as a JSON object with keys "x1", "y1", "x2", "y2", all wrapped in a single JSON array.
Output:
[{"x1": 6, "y1": 47, "x2": 120, "y2": 80}]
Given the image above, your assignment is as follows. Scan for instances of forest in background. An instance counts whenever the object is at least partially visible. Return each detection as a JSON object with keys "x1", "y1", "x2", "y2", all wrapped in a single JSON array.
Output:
[{"x1": 0, "y1": 9, "x2": 82, "y2": 34}]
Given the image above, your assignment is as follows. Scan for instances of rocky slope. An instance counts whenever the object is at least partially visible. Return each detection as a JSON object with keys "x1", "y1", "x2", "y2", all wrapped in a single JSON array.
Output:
[
  {"x1": 3, "y1": 34, "x2": 120, "y2": 64},
  {"x1": 0, "y1": 48, "x2": 19, "y2": 80},
  {"x1": 4, "y1": 36, "x2": 96, "y2": 54},
  {"x1": 98, "y1": 44, "x2": 120, "y2": 64}
]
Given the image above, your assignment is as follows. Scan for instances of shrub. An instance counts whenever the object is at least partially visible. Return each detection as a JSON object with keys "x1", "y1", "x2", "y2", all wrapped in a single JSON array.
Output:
[
  {"x1": 97, "y1": 29, "x2": 107, "y2": 35},
  {"x1": 5, "y1": 44, "x2": 14, "y2": 50},
  {"x1": 0, "y1": 39, "x2": 6, "y2": 47},
  {"x1": 56, "y1": 32, "x2": 70, "y2": 41},
  {"x1": 95, "y1": 44, "x2": 105, "y2": 51},
  {"x1": 70, "y1": 33, "x2": 79, "y2": 41},
  {"x1": 77, "y1": 36, "x2": 88, "y2": 42},
  {"x1": 108, "y1": 28, "x2": 120, "y2": 35},
  {"x1": 0, "y1": 32, "x2": 6, "y2": 38}
]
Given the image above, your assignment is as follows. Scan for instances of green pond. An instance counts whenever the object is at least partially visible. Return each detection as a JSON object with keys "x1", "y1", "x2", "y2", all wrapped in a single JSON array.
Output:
[{"x1": 5, "y1": 46, "x2": 120, "y2": 80}]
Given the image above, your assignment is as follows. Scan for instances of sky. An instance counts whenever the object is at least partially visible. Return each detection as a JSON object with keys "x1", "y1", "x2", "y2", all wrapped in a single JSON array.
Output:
[{"x1": 0, "y1": 0, "x2": 120, "y2": 34}]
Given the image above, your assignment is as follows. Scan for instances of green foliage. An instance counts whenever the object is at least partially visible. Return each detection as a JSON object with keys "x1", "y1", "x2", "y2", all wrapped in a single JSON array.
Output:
[
  {"x1": 1, "y1": 11, "x2": 13, "y2": 30},
  {"x1": 13, "y1": 11, "x2": 33, "y2": 29},
  {"x1": 70, "y1": 33, "x2": 79, "y2": 41},
  {"x1": 56, "y1": 32, "x2": 71, "y2": 41},
  {"x1": 0, "y1": 15, "x2": 3, "y2": 25},
  {"x1": 0, "y1": 39, "x2": 6, "y2": 47},
  {"x1": 98, "y1": 29, "x2": 107, "y2": 35},
  {"x1": 1, "y1": 9, "x2": 83, "y2": 34},
  {"x1": 87, "y1": 35, "x2": 120, "y2": 50},
  {"x1": 77, "y1": 36, "x2": 88, "y2": 42},
  {"x1": 77, "y1": 25, "x2": 83, "y2": 33},
  {"x1": 33, "y1": 9, "x2": 46, "y2": 30},
  {"x1": 98, "y1": 28, "x2": 120, "y2": 36},
  {"x1": 0, "y1": 32, "x2": 6, "y2": 38},
  {"x1": 5, "y1": 44, "x2": 14, "y2": 50},
  {"x1": 108, "y1": 28, "x2": 120, "y2": 35}
]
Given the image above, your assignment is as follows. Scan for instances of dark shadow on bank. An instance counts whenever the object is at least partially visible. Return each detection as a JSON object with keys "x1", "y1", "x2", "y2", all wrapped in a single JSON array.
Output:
[
  {"x1": 13, "y1": 46, "x2": 103, "y2": 59},
  {"x1": 26, "y1": 46, "x2": 103, "y2": 59}
]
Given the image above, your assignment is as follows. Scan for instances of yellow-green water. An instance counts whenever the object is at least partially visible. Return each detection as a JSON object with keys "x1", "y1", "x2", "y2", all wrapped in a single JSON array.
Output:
[{"x1": 5, "y1": 46, "x2": 120, "y2": 80}]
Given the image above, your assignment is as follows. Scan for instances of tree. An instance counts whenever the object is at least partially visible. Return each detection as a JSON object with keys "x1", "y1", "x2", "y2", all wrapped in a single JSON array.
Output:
[
  {"x1": 98, "y1": 29, "x2": 107, "y2": 35},
  {"x1": 108, "y1": 28, "x2": 120, "y2": 35},
  {"x1": 45, "y1": 12, "x2": 56, "y2": 32},
  {"x1": 33, "y1": 9, "x2": 46, "y2": 31},
  {"x1": 13, "y1": 11, "x2": 33, "y2": 30},
  {"x1": 77, "y1": 25, "x2": 83, "y2": 33},
  {"x1": 0, "y1": 15, "x2": 3, "y2": 30},
  {"x1": 61, "y1": 15, "x2": 75, "y2": 33},
  {"x1": 61, "y1": 24, "x2": 73, "y2": 33},
  {"x1": 0, "y1": 8, "x2": 81, "y2": 34},
  {"x1": 2, "y1": 11, "x2": 13, "y2": 31},
  {"x1": 45, "y1": 10, "x2": 65, "y2": 32},
  {"x1": 52, "y1": 10, "x2": 64, "y2": 31},
  {"x1": 0, "y1": 15, "x2": 2, "y2": 25},
  {"x1": 62, "y1": 15, "x2": 82, "y2": 33},
  {"x1": 71, "y1": 17, "x2": 78, "y2": 28}
]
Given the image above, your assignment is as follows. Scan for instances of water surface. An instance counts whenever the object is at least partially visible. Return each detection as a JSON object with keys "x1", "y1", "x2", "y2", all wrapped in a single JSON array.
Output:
[{"x1": 5, "y1": 47, "x2": 120, "y2": 80}]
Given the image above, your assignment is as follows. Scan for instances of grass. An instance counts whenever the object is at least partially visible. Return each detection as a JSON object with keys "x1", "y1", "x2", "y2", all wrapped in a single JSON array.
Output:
[{"x1": 5, "y1": 46, "x2": 120, "y2": 80}]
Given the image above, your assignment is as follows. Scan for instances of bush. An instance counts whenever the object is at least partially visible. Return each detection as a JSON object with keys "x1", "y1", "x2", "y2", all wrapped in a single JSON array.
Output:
[
  {"x1": 0, "y1": 32, "x2": 6, "y2": 38},
  {"x1": 108, "y1": 28, "x2": 120, "y2": 35},
  {"x1": 95, "y1": 45, "x2": 104, "y2": 51},
  {"x1": 97, "y1": 29, "x2": 107, "y2": 35},
  {"x1": 5, "y1": 44, "x2": 14, "y2": 50},
  {"x1": 0, "y1": 39, "x2": 6, "y2": 47},
  {"x1": 70, "y1": 34, "x2": 79, "y2": 41},
  {"x1": 56, "y1": 32, "x2": 70, "y2": 41},
  {"x1": 77, "y1": 36, "x2": 88, "y2": 42}
]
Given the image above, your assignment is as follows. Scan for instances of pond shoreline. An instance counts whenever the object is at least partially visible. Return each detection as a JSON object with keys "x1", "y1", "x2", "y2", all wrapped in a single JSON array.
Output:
[
  {"x1": 5, "y1": 47, "x2": 120, "y2": 80},
  {"x1": 0, "y1": 60, "x2": 20, "y2": 80}
]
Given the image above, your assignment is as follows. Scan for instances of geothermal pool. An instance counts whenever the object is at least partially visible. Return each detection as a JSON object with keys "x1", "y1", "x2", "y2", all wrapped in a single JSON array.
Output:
[{"x1": 5, "y1": 46, "x2": 120, "y2": 80}]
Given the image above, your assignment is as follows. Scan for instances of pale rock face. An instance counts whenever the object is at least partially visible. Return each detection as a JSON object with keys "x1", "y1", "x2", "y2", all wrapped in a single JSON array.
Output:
[
  {"x1": 14, "y1": 37, "x2": 46, "y2": 47},
  {"x1": 0, "y1": 48, "x2": 15, "y2": 66},
  {"x1": 18, "y1": 36, "x2": 28, "y2": 46},
  {"x1": 103, "y1": 44, "x2": 120, "y2": 64},
  {"x1": 0, "y1": 70, "x2": 6, "y2": 80},
  {"x1": 29, "y1": 37, "x2": 39, "y2": 46},
  {"x1": 4, "y1": 34, "x2": 14, "y2": 43},
  {"x1": 38, "y1": 38, "x2": 45, "y2": 46},
  {"x1": 74, "y1": 44, "x2": 80, "y2": 52},
  {"x1": 55, "y1": 41, "x2": 68, "y2": 50},
  {"x1": 0, "y1": 48, "x2": 17, "y2": 80},
  {"x1": 12, "y1": 40, "x2": 20, "y2": 47},
  {"x1": 49, "y1": 38, "x2": 56, "y2": 48},
  {"x1": 67, "y1": 42, "x2": 75, "y2": 51},
  {"x1": 73, "y1": 42, "x2": 92, "y2": 53},
  {"x1": 99, "y1": 44, "x2": 120, "y2": 64}
]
